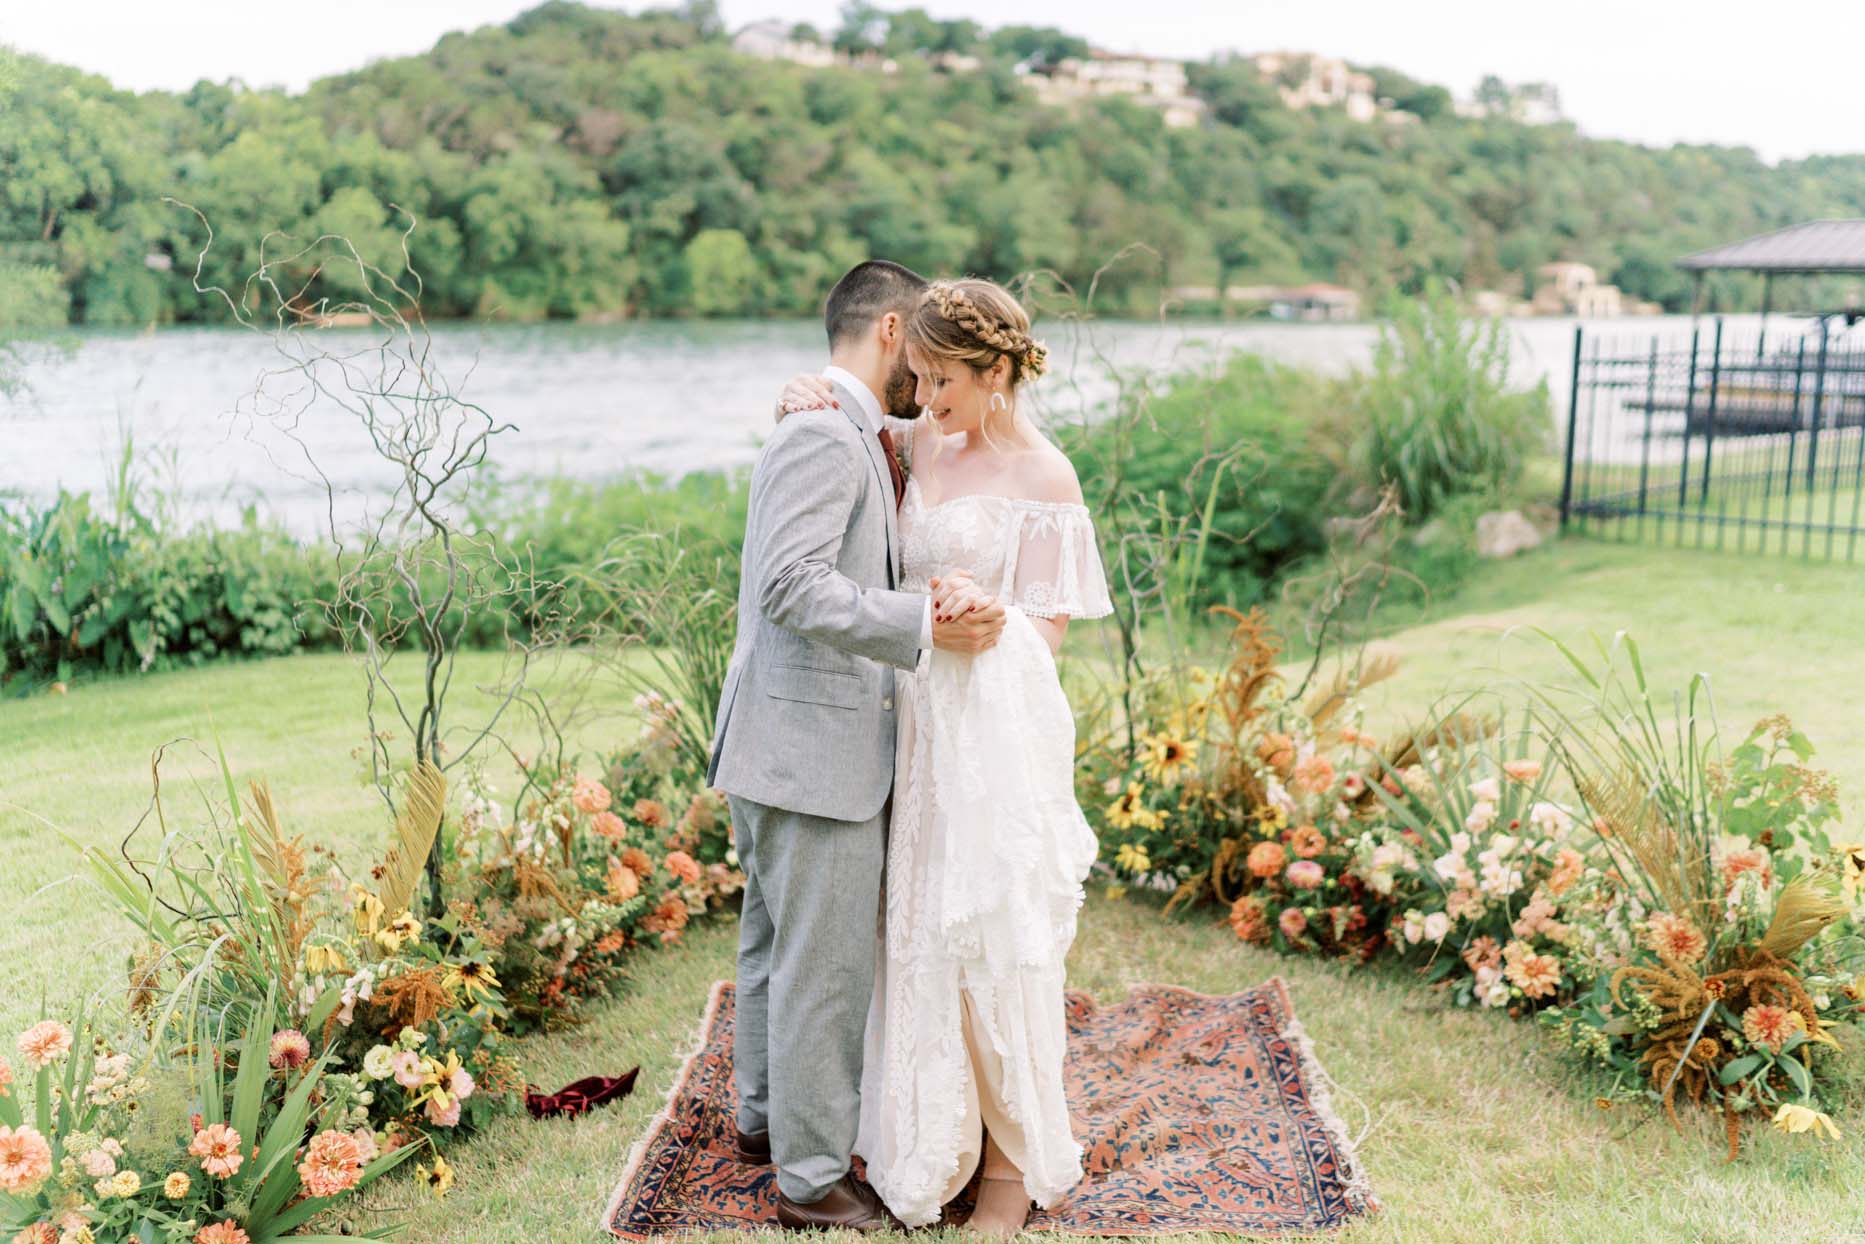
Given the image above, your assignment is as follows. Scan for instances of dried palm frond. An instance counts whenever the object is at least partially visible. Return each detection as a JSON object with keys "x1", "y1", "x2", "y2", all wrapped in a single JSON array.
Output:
[
  {"x1": 1759, "y1": 872, "x2": 1849, "y2": 959},
  {"x1": 510, "y1": 856, "x2": 580, "y2": 918},
  {"x1": 1578, "y1": 767, "x2": 1717, "y2": 932},
  {"x1": 1380, "y1": 712, "x2": 1497, "y2": 771},
  {"x1": 377, "y1": 760, "x2": 447, "y2": 917},
  {"x1": 244, "y1": 780, "x2": 295, "y2": 893},
  {"x1": 241, "y1": 778, "x2": 314, "y2": 987},
  {"x1": 1303, "y1": 643, "x2": 1401, "y2": 736}
]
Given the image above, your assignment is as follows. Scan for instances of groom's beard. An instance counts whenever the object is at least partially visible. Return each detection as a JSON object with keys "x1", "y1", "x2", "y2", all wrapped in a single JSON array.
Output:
[{"x1": 881, "y1": 353, "x2": 920, "y2": 419}]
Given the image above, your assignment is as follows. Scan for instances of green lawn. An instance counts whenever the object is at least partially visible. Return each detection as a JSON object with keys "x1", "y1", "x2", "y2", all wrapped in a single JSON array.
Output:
[{"x1": 4, "y1": 539, "x2": 1864, "y2": 1242}]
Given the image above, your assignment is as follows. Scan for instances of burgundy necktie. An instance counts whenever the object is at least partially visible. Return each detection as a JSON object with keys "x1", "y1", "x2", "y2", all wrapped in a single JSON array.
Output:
[{"x1": 875, "y1": 426, "x2": 906, "y2": 510}]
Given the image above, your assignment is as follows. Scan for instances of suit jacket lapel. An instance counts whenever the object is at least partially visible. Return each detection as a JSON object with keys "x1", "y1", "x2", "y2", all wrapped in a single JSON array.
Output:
[{"x1": 829, "y1": 381, "x2": 901, "y2": 585}]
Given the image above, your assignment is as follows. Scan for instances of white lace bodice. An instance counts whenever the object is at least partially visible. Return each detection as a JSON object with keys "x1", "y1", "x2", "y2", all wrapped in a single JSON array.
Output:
[{"x1": 899, "y1": 475, "x2": 1113, "y2": 621}]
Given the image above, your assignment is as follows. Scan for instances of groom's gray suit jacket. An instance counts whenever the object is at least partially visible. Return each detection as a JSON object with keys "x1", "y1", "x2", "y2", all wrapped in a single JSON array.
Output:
[{"x1": 707, "y1": 382, "x2": 924, "y2": 823}]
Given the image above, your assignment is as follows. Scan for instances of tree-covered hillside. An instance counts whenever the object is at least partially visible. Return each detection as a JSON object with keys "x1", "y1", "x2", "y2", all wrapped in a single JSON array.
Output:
[{"x1": 3, "y1": 0, "x2": 1863, "y2": 326}]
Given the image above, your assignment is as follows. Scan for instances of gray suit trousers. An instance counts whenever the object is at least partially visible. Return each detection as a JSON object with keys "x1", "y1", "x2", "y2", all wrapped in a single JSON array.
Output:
[{"x1": 729, "y1": 794, "x2": 885, "y2": 1203}]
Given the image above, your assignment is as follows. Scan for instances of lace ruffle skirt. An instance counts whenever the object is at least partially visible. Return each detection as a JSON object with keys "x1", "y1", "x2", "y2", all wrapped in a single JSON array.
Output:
[{"x1": 855, "y1": 608, "x2": 1094, "y2": 1226}]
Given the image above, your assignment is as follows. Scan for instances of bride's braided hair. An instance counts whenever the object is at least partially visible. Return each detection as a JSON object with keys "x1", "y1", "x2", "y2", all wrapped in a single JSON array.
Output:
[{"x1": 908, "y1": 279, "x2": 1049, "y2": 384}]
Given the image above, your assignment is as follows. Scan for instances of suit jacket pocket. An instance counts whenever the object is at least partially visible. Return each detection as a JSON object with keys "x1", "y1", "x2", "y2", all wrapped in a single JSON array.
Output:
[{"x1": 766, "y1": 663, "x2": 864, "y2": 711}]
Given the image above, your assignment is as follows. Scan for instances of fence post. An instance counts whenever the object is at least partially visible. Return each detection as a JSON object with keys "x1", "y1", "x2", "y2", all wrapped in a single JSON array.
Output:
[
  {"x1": 1779, "y1": 337, "x2": 1806, "y2": 554},
  {"x1": 1678, "y1": 325, "x2": 1701, "y2": 507},
  {"x1": 1699, "y1": 318, "x2": 1723, "y2": 504},
  {"x1": 1637, "y1": 338, "x2": 1658, "y2": 527},
  {"x1": 1559, "y1": 324, "x2": 1584, "y2": 531},
  {"x1": 1805, "y1": 318, "x2": 1830, "y2": 489}
]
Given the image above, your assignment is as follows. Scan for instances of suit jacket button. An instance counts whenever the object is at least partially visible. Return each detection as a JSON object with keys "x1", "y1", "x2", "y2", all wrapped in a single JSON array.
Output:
[{"x1": 882, "y1": 697, "x2": 894, "y2": 711}]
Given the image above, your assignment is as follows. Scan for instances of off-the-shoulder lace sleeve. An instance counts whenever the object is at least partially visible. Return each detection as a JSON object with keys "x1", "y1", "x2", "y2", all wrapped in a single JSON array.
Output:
[{"x1": 1003, "y1": 501, "x2": 1113, "y2": 620}]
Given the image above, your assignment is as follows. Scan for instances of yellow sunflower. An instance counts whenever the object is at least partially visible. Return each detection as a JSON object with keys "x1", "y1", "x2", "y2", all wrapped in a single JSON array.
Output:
[
  {"x1": 418, "y1": 1153, "x2": 455, "y2": 1197},
  {"x1": 1142, "y1": 732, "x2": 1199, "y2": 786},
  {"x1": 1106, "y1": 782, "x2": 1167, "y2": 832},
  {"x1": 1114, "y1": 842, "x2": 1153, "y2": 875}
]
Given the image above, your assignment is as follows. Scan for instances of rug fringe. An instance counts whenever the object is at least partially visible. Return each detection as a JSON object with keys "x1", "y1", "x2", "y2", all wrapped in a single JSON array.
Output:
[
  {"x1": 1270, "y1": 977, "x2": 1380, "y2": 1216},
  {"x1": 599, "y1": 978, "x2": 733, "y2": 1237}
]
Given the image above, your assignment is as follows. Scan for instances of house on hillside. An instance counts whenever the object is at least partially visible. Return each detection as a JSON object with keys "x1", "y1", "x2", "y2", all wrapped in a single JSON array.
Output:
[
  {"x1": 1251, "y1": 52, "x2": 1382, "y2": 123},
  {"x1": 731, "y1": 19, "x2": 836, "y2": 68},
  {"x1": 1533, "y1": 262, "x2": 1624, "y2": 317},
  {"x1": 1457, "y1": 80, "x2": 1564, "y2": 125},
  {"x1": 1023, "y1": 50, "x2": 1208, "y2": 129}
]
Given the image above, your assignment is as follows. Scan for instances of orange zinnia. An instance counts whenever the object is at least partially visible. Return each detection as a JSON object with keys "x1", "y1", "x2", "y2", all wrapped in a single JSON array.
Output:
[
  {"x1": 190, "y1": 1122, "x2": 244, "y2": 1178},
  {"x1": 1246, "y1": 841, "x2": 1288, "y2": 879},
  {"x1": 1288, "y1": 825, "x2": 1328, "y2": 858},
  {"x1": 1293, "y1": 754, "x2": 1336, "y2": 795},
  {"x1": 0, "y1": 1124, "x2": 53, "y2": 1194}
]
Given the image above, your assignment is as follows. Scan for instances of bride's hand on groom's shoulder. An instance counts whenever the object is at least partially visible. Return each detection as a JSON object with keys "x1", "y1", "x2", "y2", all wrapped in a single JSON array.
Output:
[{"x1": 773, "y1": 374, "x2": 838, "y2": 423}]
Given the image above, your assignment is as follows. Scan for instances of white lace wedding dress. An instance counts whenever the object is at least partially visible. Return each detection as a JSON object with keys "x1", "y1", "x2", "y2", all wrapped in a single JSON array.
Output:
[{"x1": 855, "y1": 457, "x2": 1112, "y2": 1228}]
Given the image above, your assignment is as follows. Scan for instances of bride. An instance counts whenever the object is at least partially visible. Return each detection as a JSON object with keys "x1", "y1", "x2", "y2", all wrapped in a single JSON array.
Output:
[{"x1": 777, "y1": 278, "x2": 1111, "y2": 1233}]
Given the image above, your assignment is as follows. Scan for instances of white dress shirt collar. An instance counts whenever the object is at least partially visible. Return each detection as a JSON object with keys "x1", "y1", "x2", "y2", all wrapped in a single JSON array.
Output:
[{"x1": 822, "y1": 364, "x2": 883, "y2": 435}]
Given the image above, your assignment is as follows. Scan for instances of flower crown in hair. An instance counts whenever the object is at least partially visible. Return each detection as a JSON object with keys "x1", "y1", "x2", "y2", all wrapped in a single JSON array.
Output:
[{"x1": 928, "y1": 283, "x2": 1049, "y2": 380}]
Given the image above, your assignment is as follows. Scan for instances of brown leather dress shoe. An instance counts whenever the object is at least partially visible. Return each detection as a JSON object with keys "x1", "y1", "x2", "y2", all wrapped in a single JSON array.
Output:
[
  {"x1": 731, "y1": 1126, "x2": 771, "y2": 1164},
  {"x1": 775, "y1": 1173, "x2": 895, "y2": 1232}
]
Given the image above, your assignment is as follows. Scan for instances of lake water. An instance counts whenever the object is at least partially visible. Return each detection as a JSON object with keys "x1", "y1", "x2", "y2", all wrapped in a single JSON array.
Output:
[{"x1": 0, "y1": 312, "x2": 1789, "y2": 533}]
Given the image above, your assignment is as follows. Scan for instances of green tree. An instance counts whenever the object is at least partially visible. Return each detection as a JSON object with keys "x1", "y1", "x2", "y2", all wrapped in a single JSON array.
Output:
[{"x1": 685, "y1": 227, "x2": 758, "y2": 315}]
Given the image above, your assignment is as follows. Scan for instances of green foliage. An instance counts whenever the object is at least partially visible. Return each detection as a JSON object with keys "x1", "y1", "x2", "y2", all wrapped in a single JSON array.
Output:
[
  {"x1": 0, "y1": 490, "x2": 336, "y2": 686},
  {"x1": 1063, "y1": 353, "x2": 1339, "y2": 612},
  {"x1": 1351, "y1": 282, "x2": 1551, "y2": 523},
  {"x1": 7, "y1": 8, "x2": 1865, "y2": 325}
]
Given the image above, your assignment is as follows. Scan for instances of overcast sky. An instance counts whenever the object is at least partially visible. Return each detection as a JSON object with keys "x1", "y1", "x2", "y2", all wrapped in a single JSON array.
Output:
[{"x1": 4, "y1": 1, "x2": 1860, "y2": 163}]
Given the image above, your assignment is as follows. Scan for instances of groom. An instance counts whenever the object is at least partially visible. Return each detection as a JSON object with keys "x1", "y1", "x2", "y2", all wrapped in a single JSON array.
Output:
[{"x1": 707, "y1": 259, "x2": 1007, "y2": 1230}]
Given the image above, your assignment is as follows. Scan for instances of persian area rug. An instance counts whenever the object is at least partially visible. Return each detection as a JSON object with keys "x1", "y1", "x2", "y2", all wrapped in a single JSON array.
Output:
[{"x1": 602, "y1": 978, "x2": 1375, "y2": 1237}]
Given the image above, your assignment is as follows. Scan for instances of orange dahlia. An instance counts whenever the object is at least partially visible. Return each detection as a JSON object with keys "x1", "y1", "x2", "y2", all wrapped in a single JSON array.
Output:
[
  {"x1": 1741, "y1": 1004, "x2": 1806, "y2": 1053},
  {"x1": 1644, "y1": 912, "x2": 1707, "y2": 964}
]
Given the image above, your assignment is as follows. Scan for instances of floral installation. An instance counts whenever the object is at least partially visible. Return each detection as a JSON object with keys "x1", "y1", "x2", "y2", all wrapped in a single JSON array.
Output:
[
  {"x1": 1538, "y1": 714, "x2": 1861, "y2": 1158},
  {"x1": 0, "y1": 1012, "x2": 417, "y2": 1242},
  {"x1": 1081, "y1": 619, "x2": 1864, "y2": 1159},
  {"x1": 448, "y1": 704, "x2": 743, "y2": 1035},
  {"x1": 1079, "y1": 610, "x2": 1410, "y2": 961},
  {"x1": 1364, "y1": 723, "x2": 1603, "y2": 1013},
  {"x1": 29, "y1": 690, "x2": 745, "y2": 1236}
]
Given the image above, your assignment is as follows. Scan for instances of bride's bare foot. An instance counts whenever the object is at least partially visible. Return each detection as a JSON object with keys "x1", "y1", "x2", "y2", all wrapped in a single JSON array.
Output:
[{"x1": 966, "y1": 1175, "x2": 1031, "y2": 1237}]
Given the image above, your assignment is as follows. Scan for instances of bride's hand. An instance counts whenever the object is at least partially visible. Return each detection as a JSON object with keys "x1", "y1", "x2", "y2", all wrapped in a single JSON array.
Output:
[
  {"x1": 773, "y1": 374, "x2": 838, "y2": 423},
  {"x1": 931, "y1": 574, "x2": 991, "y2": 622}
]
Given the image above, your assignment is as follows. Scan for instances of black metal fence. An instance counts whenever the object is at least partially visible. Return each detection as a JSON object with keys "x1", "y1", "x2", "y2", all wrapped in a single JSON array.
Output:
[{"x1": 1559, "y1": 316, "x2": 1865, "y2": 560}]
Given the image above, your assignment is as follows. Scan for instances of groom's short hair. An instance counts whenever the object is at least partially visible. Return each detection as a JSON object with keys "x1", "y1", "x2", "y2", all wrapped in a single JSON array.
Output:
[{"x1": 825, "y1": 260, "x2": 928, "y2": 349}]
